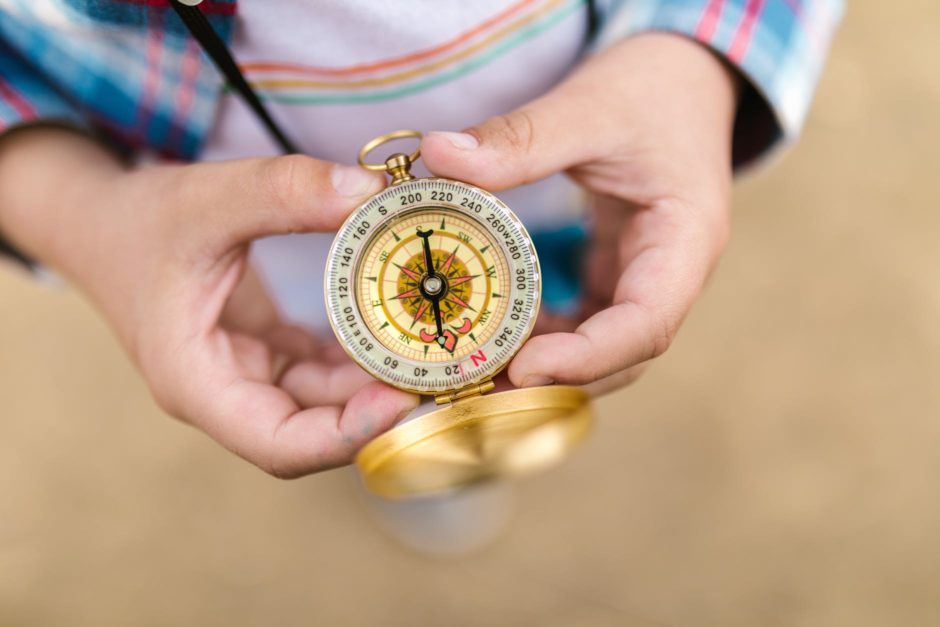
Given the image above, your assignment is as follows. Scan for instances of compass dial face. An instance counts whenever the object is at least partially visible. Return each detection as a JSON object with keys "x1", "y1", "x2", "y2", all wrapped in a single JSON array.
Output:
[{"x1": 325, "y1": 178, "x2": 540, "y2": 394}]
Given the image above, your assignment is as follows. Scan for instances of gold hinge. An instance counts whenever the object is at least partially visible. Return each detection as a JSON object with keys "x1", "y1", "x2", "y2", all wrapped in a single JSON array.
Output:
[
  {"x1": 434, "y1": 379, "x2": 495, "y2": 405},
  {"x1": 385, "y1": 153, "x2": 415, "y2": 185}
]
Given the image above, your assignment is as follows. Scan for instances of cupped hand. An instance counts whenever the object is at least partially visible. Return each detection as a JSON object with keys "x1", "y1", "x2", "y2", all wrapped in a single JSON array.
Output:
[
  {"x1": 12, "y1": 144, "x2": 419, "y2": 477},
  {"x1": 421, "y1": 33, "x2": 739, "y2": 395}
]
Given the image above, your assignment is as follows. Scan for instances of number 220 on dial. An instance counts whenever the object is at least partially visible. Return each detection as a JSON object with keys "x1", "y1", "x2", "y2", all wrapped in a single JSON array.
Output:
[{"x1": 325, "y1": 178, "x2": 540, "y2": 394}]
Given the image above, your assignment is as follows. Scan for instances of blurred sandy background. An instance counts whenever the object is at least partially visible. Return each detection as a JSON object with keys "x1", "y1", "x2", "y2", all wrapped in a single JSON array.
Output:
[{"x1": 2, "y1": 2, "x2": 939, "y2": 626}]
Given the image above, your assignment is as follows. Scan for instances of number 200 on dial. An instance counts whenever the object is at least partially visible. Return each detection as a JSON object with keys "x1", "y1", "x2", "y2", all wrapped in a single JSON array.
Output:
[{"x1": 325, "y1": 178, "x2": 540, "y2": 394}]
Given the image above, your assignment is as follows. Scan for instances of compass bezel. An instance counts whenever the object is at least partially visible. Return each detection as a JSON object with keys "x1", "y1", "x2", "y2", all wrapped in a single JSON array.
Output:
[{"x1": 324, "y1": 177, "x2": 541, "y2": 395}]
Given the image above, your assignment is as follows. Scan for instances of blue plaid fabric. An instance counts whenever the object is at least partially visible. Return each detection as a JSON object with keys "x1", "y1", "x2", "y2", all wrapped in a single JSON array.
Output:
[
  {"x1": 0, "y1": 0, "x2": 234, "y2": 158},
  {"x1": 0, "y1": 0, "x2": 841, "y2": 162}
]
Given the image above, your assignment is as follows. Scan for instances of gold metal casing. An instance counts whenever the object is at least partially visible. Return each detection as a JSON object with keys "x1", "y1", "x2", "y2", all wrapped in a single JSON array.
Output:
[{"x1": 355, "y1": 385, "x2": 592, "y2": 498}]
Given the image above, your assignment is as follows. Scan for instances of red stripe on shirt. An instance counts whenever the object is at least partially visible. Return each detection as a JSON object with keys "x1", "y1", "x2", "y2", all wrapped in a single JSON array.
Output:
[
  {"x1": 0, "y1": 76, "x2": 38, "y2": 121},
  {"x1": 168, "y1": 38, "x2": 201, "y2": 151},
  {"x1": 135, "y1": 12, "x2": 164, "y2": 141},
  {"x1": 728, "y1": 0, "x2": 766, "y2": 63},
  {"x1": 695, "y1": 0, "x2": 726, "y2": 42}
]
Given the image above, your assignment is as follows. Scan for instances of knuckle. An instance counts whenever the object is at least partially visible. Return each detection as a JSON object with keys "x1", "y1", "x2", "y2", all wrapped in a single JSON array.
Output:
[
  {"x1": 632, "y1": 302, "x2": 677, "y2": 363},
  {"x1": 650, "y1": 311, "x2": 678, "y2": 360},
  {"x1": 259, "y1": 420, "x2": 307, "y2": 481},
  {"x1": 259, "y1": 457, "x2": 301, "y2": 481},
  {"x1": 488, "y1": 111, "x2": 536, "y2": 155}
]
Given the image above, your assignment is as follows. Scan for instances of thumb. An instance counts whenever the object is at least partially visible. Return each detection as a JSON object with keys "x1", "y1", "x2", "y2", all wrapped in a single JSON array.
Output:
[
  {"x1": 184, "y1": 154, "x2": 386, "y2": 245},
  {"x1": 420, "y1": 99, "x2": 589, "y2": 191}
]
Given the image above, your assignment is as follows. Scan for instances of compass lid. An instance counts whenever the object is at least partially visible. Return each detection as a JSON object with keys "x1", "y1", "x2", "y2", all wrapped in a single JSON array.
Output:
[{"x1": 355, "y1": 385, "x2": 592, "y2": 498}]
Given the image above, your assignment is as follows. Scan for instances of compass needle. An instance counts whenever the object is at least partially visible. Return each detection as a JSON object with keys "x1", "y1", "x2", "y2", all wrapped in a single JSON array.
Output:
[{"x1": 414, "y1": 226, "x2": 449, "y2": 348}]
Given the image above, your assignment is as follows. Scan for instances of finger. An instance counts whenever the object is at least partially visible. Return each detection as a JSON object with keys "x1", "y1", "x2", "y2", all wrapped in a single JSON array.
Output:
[
  {"x1": 269, "y1": 381, "x2": 418, "y2": 476},
  {"x1": 507, "y1": 306, "x2": 661, "y2": 387},
  {"x1": 207, "y1": 380, "x2": 419, "y2": 478},
  {"x1": 418, "y1": 38, "x2": 648, "y2": 192},
  {"x1": 580, "y1": 363, "x2": 650, "y2": 397},
  {"x1": 420, "y1": 100, "x2": 589, "y2": 192},
  {"x1": 278, "y1": 359, "x2": 375, "y2": 407},
  {"x1": 533, "y1": 310, "x2": 579, "y2": 335},
  {"x1": 508, "y1": 201, "x2": 723, "y2": 387},
  {"x1": 227, "y1": 325, "x2": 366, "y2": 407},
  {"x1": 220, "y1": 261, "x2": 323, "y2": 361},
  {"x1": 319, "y1": 338, "x2": 354, "y2": 364},
  {"x1": 216, "y1": 329, "x2": 316, "y2": 388},
  {"x1": 265, "y1": 324, "x2": 319, "y2": 361},
  {"x1": 179, "y1": 154, "x2": 386, "y2": 247},
  {"x1": 146, "y1": 324, "x2": 420, "y2": 478}
]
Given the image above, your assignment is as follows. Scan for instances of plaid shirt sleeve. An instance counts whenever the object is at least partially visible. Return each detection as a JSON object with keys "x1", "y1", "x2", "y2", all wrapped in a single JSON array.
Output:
[
  {"x1": 593, "y1": 0, "x2": 845, "y2": 166},
  {"x1": 0, "y1": 40, "x2": 88, "y2": 134},
  {"x1": 0, "y1": 1, "x2": 233, "y2": 160}
]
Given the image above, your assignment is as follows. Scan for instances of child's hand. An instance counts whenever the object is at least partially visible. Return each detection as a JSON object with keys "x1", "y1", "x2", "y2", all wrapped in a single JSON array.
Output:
[
  {"x1": 422, "y1": 33, "x2": 739, "y2": 395},
  {"x1": 0, "y1": 130, "x2": 418, "y2": 477}
]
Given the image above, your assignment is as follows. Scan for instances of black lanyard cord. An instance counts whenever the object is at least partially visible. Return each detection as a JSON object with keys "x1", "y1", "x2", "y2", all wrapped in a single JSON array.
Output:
[
  {"x1": 169, "y1": 0, "x2": 299, "y2": 154},
  {"x1": 586, "y1": 0, "x2": 599, "y2": 42}
]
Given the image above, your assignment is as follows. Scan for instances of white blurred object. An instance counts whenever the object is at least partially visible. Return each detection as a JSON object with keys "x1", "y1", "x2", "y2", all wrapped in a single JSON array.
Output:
[{"x1": 356, "y1": 478, "x2": 515, "y2": 557}]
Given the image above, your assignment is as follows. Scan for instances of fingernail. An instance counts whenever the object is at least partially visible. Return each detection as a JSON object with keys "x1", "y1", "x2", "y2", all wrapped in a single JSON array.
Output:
[
  {"x1": 521, "y1": 375, "x2": 554, "y2": 388},
  {"x1": 331, "y1": 164, "x2": 382, "y2": 197},
  {"x1": 429, "y1": 131, "x2": 479, "y2": 151}
]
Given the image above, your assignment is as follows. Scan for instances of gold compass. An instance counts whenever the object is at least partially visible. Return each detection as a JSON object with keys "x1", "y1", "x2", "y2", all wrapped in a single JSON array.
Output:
[{"x1": 325, "y1": 130, "x2": 592, "y2": 497}]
